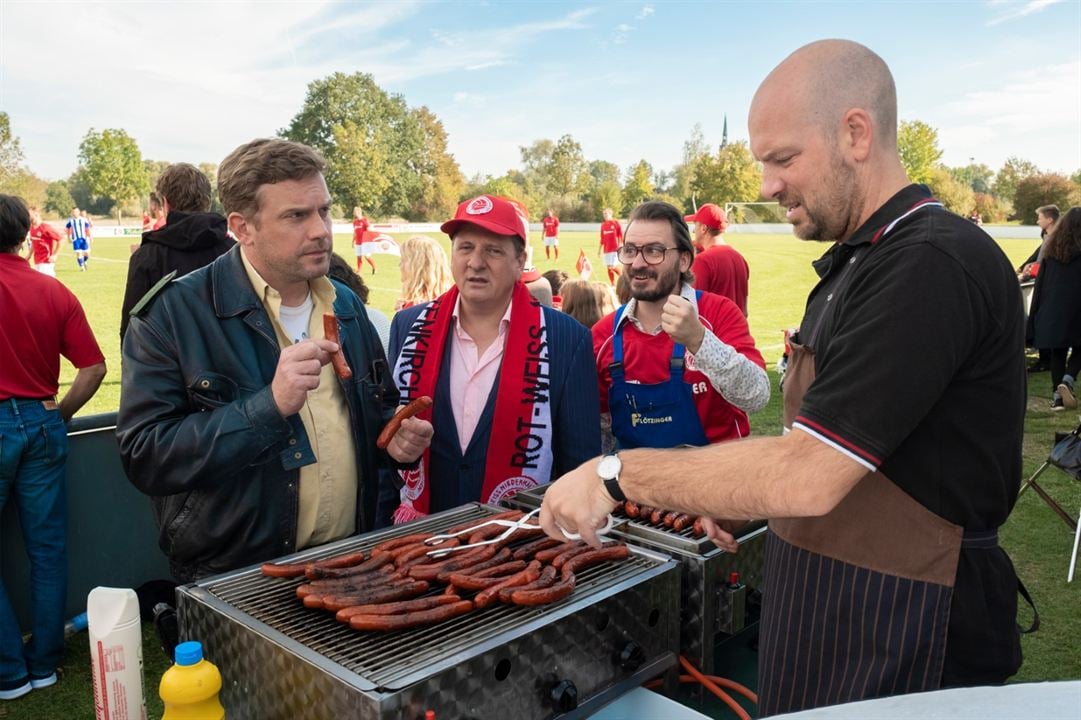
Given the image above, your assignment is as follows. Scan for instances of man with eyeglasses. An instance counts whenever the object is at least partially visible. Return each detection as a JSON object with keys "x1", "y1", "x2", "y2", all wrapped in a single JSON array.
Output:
[
  {"x1": 376, "y1": 195, "x2": 600, "y2": 525},
  {"x1": 592, "y1": 201, "x2": 768, "y2": 454}
]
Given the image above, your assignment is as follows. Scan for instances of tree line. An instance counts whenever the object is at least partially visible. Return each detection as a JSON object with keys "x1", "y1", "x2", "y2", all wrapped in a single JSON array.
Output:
[{"x1": 2, "y1": 73, "x2": 1079, "y2": 224}]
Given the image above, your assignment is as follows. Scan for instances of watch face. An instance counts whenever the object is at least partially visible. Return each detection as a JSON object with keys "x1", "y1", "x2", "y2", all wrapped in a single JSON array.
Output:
[{"x1": 598, "y1": 454, "x2": 621, "y2": 479}]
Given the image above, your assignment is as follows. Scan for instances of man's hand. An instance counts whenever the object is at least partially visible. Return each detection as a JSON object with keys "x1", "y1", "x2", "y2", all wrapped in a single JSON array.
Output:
[
  {"x1": 386, "y1": 417, "x2": 433, "y2": 463},
  {"x1": 661, "y1": 295, "x2": 706, "y2": 353},
  {"x1": 271, "y1": 339, "x2": 336, "y2": 416},
  {"x1": 699, "y1": 518, "x2": 741, "y2": 553},
  {"x1": 540, "y1": 458, "x2": 618, "y2": 549}
]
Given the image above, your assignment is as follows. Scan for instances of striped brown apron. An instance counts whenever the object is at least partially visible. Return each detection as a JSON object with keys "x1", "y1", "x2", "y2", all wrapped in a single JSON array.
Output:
[{"x1": 761, "y1": 340, "x2": 970, "y2": 716}]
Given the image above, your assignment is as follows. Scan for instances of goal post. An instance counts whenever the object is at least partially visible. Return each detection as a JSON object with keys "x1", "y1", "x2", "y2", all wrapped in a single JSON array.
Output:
[{"x1": 723, "y1": 201, "x2": 786, "y2": 224}]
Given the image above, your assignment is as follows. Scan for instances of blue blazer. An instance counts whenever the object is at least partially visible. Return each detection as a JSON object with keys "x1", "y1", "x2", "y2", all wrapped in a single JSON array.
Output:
[{"x1": 375, "y1": 301, "x2": 601, "y2": 526}]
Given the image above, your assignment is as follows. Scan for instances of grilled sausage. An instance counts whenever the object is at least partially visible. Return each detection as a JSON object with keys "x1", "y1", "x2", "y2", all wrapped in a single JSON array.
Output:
[
  {"x1": 322, "y1": 313, "x2": 353, "y2": 380},
  {"x1": 370, "y1": 533, "x2": 434, "y2": 555},
  {"x1": 662, "y1": 511, "x2": 680, "y2": 528},
  {"x1": 394, "y1": 539, "x2": 458, "y2": 568},
  {"x1": 636, "y1": 506, "x2": 655, "y2": 522},
  {"x1": 433, "y1": 546, "x2": 507, "y2": 583},
  {"x1": 510, "y1": 537, "x2": 563, "y2": 561},
  {"x1": 498, "y1": 565, "x2": 557, "y2": 603},
  {"x1": 534, "y1": 541, "x2": 582, "y2": 564},
  {"x1": 672, "y1": 513, "x2": 695, "y2": 532},
  {"x1": 319, "y1": 580, "x2": 430, "y2": 612},
  {"x1": 474, "y1": 562, "x2": 542, "y2": 608},
  {"x1": 560, "y1": 544, "x2": 630, "y2": 581},
  {"x1": 446, "y1": 562, "x2": 530, "y2": 591},
  {"x1": 261, "y1": 550, "x2": 367, "y2": 579},
  {"x1": 509, "y1": 576, "x2": 576, "y2": 606},
  {"x1": 551, "y1": 544, "x2": 594, "y2": 569},
  {"x1": 376, "y1": 396, "x2": 434, "y2": 449},
  {"x1": 335, "y1": 595, "x2": 461, "y2": 622},
  {"x1": 298, "y1": 573, "x2": 411, "y2": 603},
  {"x1": 409, "y1": 545, "x2": 503, "y2": 581},
  {"x1": 692, "y1": 517, "x2": 706, "y2": 537},
  {"x1": 649, "y1": 508, "x2": 665, "y2": 525},
  {"x1": 623, "y1": 501, "x2": 641, "y2": 518},
  {"x1": 349, "y1": 599, "x2": 475, "y2": 631}
]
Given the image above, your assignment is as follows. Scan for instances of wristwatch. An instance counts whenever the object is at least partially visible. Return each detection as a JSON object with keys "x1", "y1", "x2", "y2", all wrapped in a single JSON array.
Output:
[{"x1": 597, "y1": 454, "x2": 626, "y2": 503}]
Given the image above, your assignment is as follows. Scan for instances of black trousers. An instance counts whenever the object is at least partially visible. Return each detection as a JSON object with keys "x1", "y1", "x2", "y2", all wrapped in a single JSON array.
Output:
[{"x1": 1050, "y1": 347, "x2": 1081, "y2": 391}]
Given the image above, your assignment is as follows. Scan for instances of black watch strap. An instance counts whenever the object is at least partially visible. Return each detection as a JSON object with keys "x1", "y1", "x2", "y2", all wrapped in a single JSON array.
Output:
[{"x1": 603, "y1": 475, "x2": 627, "y2": 503}]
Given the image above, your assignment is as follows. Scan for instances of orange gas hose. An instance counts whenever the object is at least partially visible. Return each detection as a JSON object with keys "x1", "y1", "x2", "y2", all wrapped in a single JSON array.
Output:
[{"x1": 669, "y1": 655, "x2": 751, "y2": 720}]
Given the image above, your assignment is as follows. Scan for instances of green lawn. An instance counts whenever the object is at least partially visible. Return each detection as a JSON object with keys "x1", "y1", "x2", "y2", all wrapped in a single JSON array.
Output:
[{"x1": 8, "y1": 228, "x2": 1076, "y2": 719}]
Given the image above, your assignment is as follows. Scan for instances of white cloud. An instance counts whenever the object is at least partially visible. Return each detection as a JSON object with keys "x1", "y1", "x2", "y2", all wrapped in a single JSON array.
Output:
[
  {"x1": 936, "y1": 61, "x2": 1081, "y2": 172},
  {"x1": 636, "y1": 6, "x2": 655, "y2": 20},
  {"x1": 0, "y1": 3, "x2": 594, "y2": 179},
  {"x1": 986, "y1": 0, "x2": 1064, "y2": 26}
]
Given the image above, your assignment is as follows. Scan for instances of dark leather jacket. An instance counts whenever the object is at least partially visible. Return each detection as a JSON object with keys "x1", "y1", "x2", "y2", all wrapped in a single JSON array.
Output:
[{"x1": 116, "y1": 246, "x2": 398, "y2": 582}]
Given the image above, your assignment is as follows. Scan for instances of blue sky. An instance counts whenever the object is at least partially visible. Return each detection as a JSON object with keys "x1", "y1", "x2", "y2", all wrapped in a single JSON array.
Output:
[{"x1": 2, "y1": 1, "x2": 1078, "y2": 185}]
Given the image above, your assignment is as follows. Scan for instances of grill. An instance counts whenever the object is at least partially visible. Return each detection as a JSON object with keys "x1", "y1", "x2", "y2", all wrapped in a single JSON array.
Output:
[
  {"x1": 177, "y1": 503, "x2": 681, "y2": 719},
  {"x1": 509, "y1": 487, "x2": 768, "y2": 674}
]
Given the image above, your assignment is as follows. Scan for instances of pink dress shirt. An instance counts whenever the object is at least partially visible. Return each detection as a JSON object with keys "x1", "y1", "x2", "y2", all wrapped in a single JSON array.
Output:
[{"x1": 448, "y1": 298, "x2": 512, "y2": 452}]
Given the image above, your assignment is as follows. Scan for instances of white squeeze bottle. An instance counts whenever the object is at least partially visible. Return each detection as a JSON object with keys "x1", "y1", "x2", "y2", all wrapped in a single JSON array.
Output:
[{"x1": 87, "y1": 587, "x2": 148, "y2": 720}]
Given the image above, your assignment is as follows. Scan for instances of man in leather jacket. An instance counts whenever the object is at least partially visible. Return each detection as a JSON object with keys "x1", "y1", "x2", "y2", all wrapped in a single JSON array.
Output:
[{"x1": 116, "y1": 139, "x2": 432, "y2": 582}]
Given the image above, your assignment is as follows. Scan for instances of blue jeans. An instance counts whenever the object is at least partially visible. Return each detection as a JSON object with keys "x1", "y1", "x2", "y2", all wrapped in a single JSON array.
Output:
[{"x1": 0, "y1": 399, "x2": 68, "y2": 684}]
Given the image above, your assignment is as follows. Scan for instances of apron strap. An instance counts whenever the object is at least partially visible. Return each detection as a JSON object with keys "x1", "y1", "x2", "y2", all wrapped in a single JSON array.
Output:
[
  {"x1": 609, "y1": 303, "x2": 628, "y2": 379},
  {"x1": 1016, "y1": 577, "x2": 1040, "y2": 634}
]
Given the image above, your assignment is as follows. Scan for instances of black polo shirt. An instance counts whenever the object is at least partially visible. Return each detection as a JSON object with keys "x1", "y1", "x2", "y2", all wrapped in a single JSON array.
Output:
[{"x1": 794, "y1": 184, "x2": 1026, "y2": 684}]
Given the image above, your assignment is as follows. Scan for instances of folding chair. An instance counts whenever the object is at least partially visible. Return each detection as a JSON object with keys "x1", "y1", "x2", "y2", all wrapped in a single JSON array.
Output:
[{"x1": 1018, "y1": 420, "x2": 1081, "y2": 581}]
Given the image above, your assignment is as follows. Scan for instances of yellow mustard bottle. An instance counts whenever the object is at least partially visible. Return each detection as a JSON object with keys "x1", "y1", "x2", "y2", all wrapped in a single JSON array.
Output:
[{"x1": 160, "y1": 641, "x2": 225, "y2": 720}]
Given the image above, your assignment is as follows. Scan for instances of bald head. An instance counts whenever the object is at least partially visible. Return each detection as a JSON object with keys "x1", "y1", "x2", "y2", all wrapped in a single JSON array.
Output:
[{"x1": 754, "y1": 39, "x2": 897, "y2": 149}]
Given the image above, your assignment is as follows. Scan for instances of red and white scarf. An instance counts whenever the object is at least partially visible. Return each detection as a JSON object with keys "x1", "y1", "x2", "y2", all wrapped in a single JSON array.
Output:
[{"x1": 391, "y1": 282, "x2": 553, "y2": 523}]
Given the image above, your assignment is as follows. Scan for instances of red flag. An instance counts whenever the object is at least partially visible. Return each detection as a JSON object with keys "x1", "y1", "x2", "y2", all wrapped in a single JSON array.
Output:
[{"x1": 576, "y1": 248, "x2": 589, "y2": 275}]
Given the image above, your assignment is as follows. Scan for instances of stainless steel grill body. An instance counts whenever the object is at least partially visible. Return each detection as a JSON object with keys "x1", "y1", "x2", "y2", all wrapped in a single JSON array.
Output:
[{"x1": 177, "y1": 504, "x2": 680, "y2": 719}]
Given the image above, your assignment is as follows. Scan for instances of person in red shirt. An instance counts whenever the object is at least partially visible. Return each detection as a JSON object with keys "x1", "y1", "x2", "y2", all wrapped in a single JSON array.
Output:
[
  {"x1": 353, "y1": 206, "x2": 376, "y2": 275},
  {"x1": 25, "y1": 207, "x2": 62, "y2": 277},
  {"x1": 0, "y1": 194, "x2": 106, "y2": 701},
  {"x1": 598, "y1": 207, "x2": 623, "y2": 285},
  {"x1": 542, "y1": 208, "x2": 560, "y2": 260},
  {"x1": 591, "y1": 201, "x2": 768, "y2": 452},
  {"x1": 687, "y1": 203, "x2": 750, "y2": 316}
]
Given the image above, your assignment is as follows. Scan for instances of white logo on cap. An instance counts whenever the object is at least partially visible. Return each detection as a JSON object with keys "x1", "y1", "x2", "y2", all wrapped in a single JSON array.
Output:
[{"x1": 466, "y1": 196, "x2": 494, "y2": 215}]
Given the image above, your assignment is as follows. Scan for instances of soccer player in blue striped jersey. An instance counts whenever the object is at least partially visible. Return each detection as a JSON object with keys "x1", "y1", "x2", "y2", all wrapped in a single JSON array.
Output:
[{"x1": 66, "y1": 207, "x2": 91, "y2": 270}]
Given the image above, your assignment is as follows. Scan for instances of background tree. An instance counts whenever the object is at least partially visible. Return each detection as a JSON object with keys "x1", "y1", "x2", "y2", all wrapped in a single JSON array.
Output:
[
  {"x1": 198, "y1": 162, "x2": 223, "y2": 213},
  {"x1": 44, "y1": 181, "x2": 75, "y2": 217},
  {"x1": 546, "y1": 134, "x2": 590, "y2": 198},
  {"x1": 897, "y1": 120, "x2": 943, "y2": 184},
  {"x1": 408, "y1": 107, "x2": 464, "y2": 221},
  {"x1": 1013, "y1": 172, "x2": 1081, "y2": 225},
  {"x1": 282, "y1": 72, "x2": 456, "y2": 219},
  {"x1": 671, "y1": 123, "x2": 710, "y2": 208},
  {"x1": 992, "y1": 156, "x2": 1039, "y2": 207},
  {"x1": 926, "y1": 166, "x2": 975, "y2": 215},
  {"x1": 972, "y1": 192, "x2": 1010, "y2": 224},
  {"x1": 621, "y1": 159, "x2": 654, "y2": 214},
  {"x1": 949, "y1": 162, "x2": 994, "y2": 194},
  {"x1": 589, "y1": 180, "x2": 623, "y2": 219},
  {"x1": 518, "y1": 138, "x2": 556, "y2": 199},
  {"x1": 688, "y1": 141, "x2": 762, "y2": 210},
  {"x1": 0, "y1": 112, "x2": 25, "y2": 186},
  {"x1": 588, "y1": 159, "x2": 621, "y2": 188},
  {"x1": 78, "y1": 128, "x2": 150, "y2": 223}
]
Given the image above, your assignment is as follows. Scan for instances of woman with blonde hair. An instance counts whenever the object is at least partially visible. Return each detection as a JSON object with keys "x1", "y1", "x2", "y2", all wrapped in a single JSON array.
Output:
[
  {"x1": 561, "y1": 279, "x2": 606, "y2": 328},
  {"x1": 396, "y1": 234, "x2": 453, "y2": 311}
]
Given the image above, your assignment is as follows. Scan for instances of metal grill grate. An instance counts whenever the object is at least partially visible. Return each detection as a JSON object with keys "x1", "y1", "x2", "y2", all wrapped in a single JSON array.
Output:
[{"x1": 198, "y1": 505, "x2": 667, "y2": 688}]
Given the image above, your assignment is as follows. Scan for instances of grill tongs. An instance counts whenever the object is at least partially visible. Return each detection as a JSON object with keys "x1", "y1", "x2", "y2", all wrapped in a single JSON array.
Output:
[{"x1": 423, "y1": 508, "x2": 616, "y2": 558}]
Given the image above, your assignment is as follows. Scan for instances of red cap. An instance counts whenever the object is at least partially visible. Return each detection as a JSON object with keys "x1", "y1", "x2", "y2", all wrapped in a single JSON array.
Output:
[
  {"x1": 441, "y1": 195, "x2": 529, "y2": 244},
  {"x1": 684, "y1": 203, "x2": 728, "y2": 232}
]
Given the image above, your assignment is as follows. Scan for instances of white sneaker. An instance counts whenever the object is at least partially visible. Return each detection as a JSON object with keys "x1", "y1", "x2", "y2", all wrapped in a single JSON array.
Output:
[
  {"x1": 1058, "y1": 383, "x2": 1077, "y2": 409},
  {"x1": 30, "y1": 672, "x2": 57, "y2": 689},
  {"x1": 0, "y1": 681, "x2": 31, "y2": 701}
]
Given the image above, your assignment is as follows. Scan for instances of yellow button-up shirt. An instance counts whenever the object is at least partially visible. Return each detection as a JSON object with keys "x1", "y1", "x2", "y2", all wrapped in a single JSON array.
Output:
[{"x1": 241, "y1": 250, "x2": 358, "y2": 548}]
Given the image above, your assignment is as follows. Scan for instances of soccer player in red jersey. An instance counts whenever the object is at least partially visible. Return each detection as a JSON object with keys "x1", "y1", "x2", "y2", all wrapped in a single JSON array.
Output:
[
  {"x1": 542, "y1": 208, "x2": 560, "y2": 260},
  {"x1": 353, "y1": 206, "x2": 376, "y2": 274},
  {"x1": 598, "y1": 208, "x2": 623, "y2": 285},
  {"x1": 26, "y1": 207, "x2": 61, "y2": 277}
]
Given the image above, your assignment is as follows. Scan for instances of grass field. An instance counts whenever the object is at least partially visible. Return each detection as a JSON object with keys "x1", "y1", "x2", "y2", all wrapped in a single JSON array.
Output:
[{"x1": 5, "y1": 229, "x2": 1078, "y2": 719}]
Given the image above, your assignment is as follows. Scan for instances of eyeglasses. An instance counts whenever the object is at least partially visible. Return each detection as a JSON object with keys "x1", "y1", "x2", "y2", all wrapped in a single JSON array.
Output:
[{"x1": 617, "y1": 244, "x2": 681, "y2": 265}]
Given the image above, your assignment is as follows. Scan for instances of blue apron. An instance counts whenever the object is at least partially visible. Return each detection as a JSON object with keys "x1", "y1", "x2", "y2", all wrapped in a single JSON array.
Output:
[{"x1": 608, "y1": 298, "x2": 709, "y2": 449}]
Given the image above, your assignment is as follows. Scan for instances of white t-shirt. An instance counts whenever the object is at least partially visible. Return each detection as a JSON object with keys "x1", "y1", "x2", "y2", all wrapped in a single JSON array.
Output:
[{"x1": 279, "y1": 292, "x2": 314, "y2": 344}]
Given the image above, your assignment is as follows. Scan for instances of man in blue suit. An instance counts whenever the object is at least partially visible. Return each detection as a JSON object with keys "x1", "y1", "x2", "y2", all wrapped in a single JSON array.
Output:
[{"x1": 378, "y1": 195, "x2": 600, "y2": 525}]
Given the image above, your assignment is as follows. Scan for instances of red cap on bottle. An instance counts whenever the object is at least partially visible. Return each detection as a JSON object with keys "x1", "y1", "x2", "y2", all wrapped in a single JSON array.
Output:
[{"x1": 728, "y1": 571, "x2": 740, "y2": 586}]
